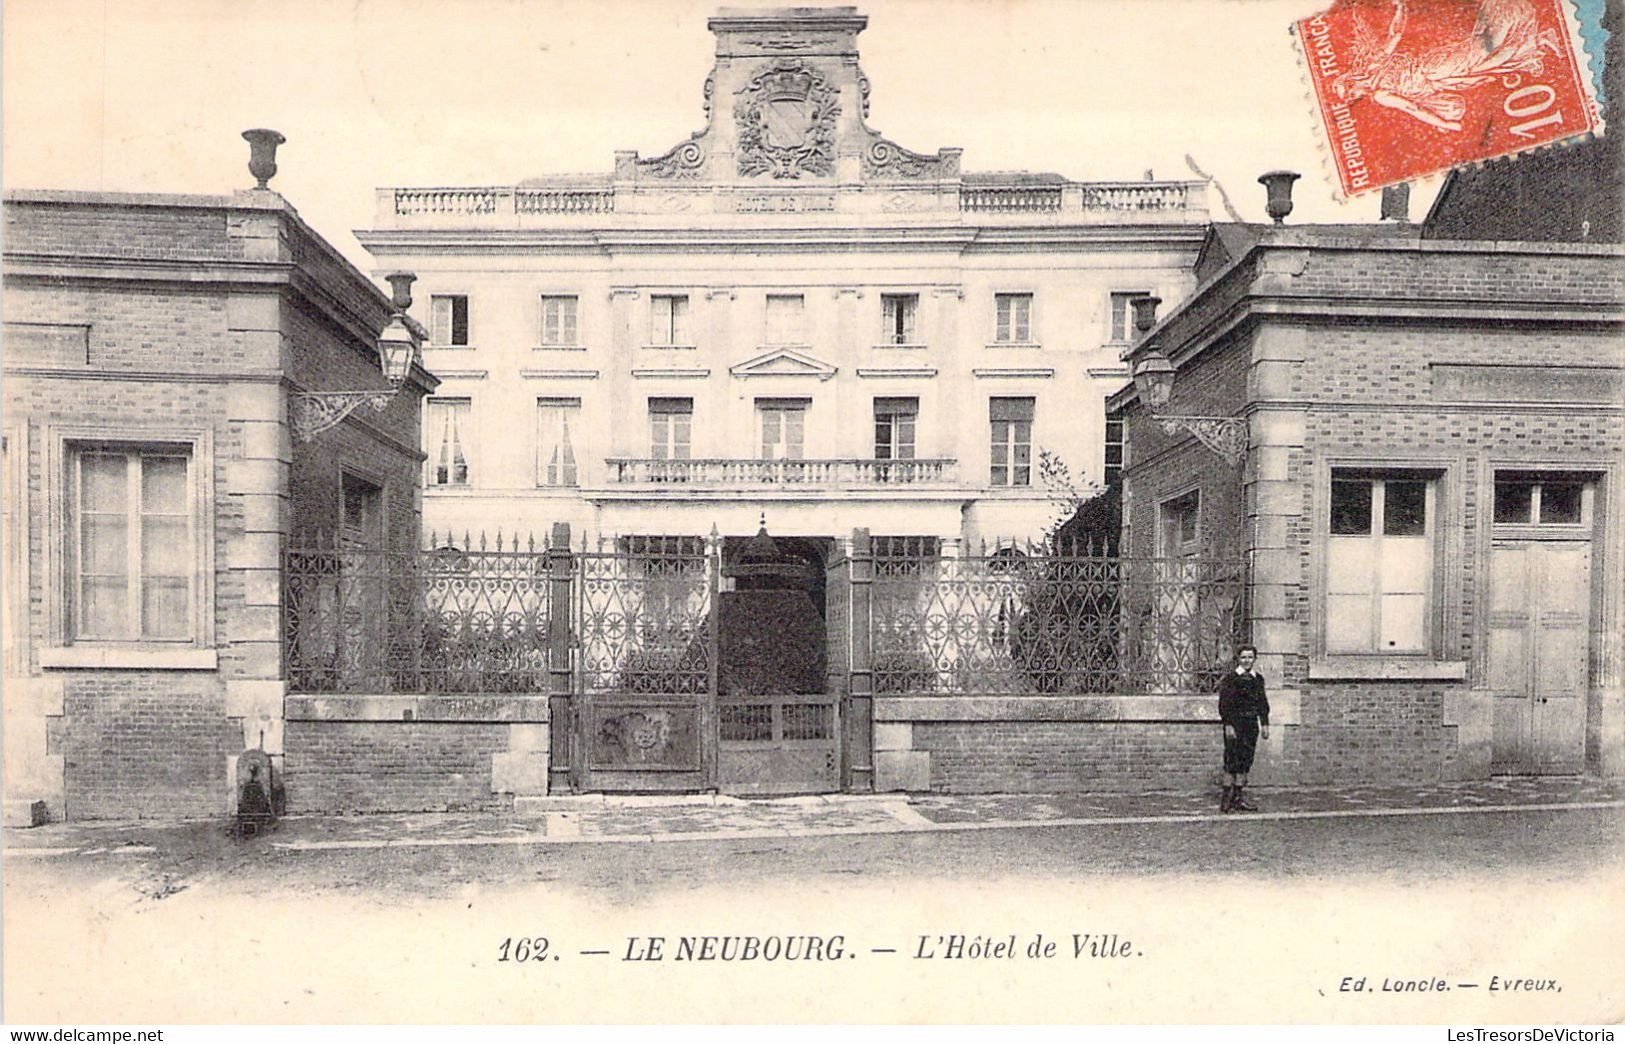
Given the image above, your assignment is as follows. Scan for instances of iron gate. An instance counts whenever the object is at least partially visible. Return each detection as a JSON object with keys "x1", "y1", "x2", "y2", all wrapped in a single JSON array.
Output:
[{"x1": 573, "y1": 539, "x2": 718, "y2": 792}]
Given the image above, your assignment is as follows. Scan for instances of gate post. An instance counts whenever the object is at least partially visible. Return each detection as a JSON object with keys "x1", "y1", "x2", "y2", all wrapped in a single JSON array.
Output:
[
  {"x1": 546, "y1": 522, "x2": 575, "y2": 794},
  {"x1": 846, "y1": 527, "x2": 875, "y2": 792},
  {"x1": 705, "y1": 525, "x2": 722, "y2": 788}
]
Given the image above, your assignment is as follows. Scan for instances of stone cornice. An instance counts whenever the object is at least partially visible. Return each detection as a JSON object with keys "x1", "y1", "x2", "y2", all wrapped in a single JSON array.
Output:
[
  {"x1": 355, "y1": 223, "x2": 1207, "y2": 257},
  {"x1": 5, "y1": 251, "x2": 399, "y2": 374},
  {"x1": 1121, "y1": 240, "x2": 1625, "y2": 381}
]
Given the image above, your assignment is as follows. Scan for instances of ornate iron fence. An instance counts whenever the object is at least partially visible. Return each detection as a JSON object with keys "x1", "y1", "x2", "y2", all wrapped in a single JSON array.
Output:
[
  {"x1": 284, "y1": 531, "x2": 554, "y2": 695},
  {"x1": 868, "y1": 540, "x2": 1247, "y2": 696},
  {"x1": 576, "y1": 537, "x2": 715, "y2": 695}
]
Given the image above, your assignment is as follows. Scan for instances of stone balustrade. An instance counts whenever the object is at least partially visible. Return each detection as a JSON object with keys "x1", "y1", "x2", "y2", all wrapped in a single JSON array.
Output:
[
  {"x1": 375, "y1": 179, "x2": 1208, "y2": 226},
  {"x1": 959, "y1": 186, "x2": 1064, "y2": 213},
  {"x1": 516, "y1": 188, "x2": 617, "y2": 214},
  {"x1": 606, "y1": 457, "x2": 959, "y2": 486}
]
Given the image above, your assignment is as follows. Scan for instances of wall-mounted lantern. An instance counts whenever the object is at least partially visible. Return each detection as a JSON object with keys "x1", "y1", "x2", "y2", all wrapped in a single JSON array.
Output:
[
  {"x1": 291, "y1": 270, "x2": 423, "y2": 442},
  {"x1": 1127, "y1": 296, "x2": 1247, "y2": 467}
]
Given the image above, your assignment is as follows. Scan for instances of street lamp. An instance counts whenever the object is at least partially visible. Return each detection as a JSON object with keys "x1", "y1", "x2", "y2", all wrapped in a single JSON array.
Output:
[
  {"x1": 1127, "y1": 297, "x2": 1247, "y2": 467},
  {"x1": 291, "y1": 270, "x2": 423, "y2": 442}
]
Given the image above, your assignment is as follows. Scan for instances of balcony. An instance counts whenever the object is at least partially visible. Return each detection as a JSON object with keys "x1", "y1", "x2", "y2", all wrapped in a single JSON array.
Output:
[{"x1": 605, "y1": 457, "x2": 959, "y2": 487}]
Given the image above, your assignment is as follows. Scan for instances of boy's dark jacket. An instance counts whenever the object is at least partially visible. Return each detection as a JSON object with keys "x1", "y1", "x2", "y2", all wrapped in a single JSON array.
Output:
[{"x1": 1218, "y1": 671, "x2": 1270, "y2": 725}]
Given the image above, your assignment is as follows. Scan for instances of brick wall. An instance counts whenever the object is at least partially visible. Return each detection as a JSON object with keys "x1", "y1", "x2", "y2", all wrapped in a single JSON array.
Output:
[
  {"x1": 4, "y1": 191, "x2": 428, "y2": 821},
  {"x1": 50, "y1": 680, "x2": 240, "y2": 819},
  {"x1": 1120, "y1": 240, "x2": 1623, "y2": 786},
  {"x1": 4, "y1": 198, "x2": 237, "y2": 262},
  {"x1": 283, "y1": 721, "x2": 512, "y2": 812},
  {"x1": 1284, "y1": 685, "x2": 1454, "y2": 785},
  {"x1": 914, "y1": 721, "x2": 1217, "y2": 792}
]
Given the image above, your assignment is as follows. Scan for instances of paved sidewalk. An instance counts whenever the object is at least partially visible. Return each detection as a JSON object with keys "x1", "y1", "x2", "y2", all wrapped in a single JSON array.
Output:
[{"x1": 5, "y1": 777, "x2": 1620, "y2": 857}]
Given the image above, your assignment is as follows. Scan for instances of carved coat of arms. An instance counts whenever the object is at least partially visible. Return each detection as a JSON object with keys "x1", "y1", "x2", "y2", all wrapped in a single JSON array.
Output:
[{"x1": 734, "y1": 59, "x2": 840, "y2": 179}]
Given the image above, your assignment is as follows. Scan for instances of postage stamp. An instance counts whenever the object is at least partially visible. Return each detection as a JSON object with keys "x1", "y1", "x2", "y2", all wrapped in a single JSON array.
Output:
[{"x1": 1294, "y1": 0, "x2": 1604, "y2": 196}]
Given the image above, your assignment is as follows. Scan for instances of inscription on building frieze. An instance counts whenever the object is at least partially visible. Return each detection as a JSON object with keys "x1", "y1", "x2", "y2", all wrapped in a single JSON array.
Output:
[
  {"x1": 1431, "y1": 363, "x2": 1623, "y2": 403},
  {"x1": 730, "y1": 192, "x2": 836, "y2": 213}
]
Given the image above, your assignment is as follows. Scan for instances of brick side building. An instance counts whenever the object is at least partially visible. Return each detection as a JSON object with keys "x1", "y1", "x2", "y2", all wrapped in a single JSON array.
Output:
[
  {"x1": 1113, "y1": 206, "x2": 1625, "y2": 785},
  {"x1": 2, "y1": 174, "x2": 435, "y2": 821}
]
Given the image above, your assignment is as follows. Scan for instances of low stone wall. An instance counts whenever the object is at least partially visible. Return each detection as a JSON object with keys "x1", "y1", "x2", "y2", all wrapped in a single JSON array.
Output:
[
  {"x1": 281, "y1": 695, "x2": 549, "y2": 813},
  {"x1": 871, "y1": 693, "x2": 1300, "y2": 793}
]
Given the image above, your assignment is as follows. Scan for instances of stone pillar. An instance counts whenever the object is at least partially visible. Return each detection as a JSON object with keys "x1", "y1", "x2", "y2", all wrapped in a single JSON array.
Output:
[
  {"x1": 546, "y1": 522, "x2": 575, "y2": 794},
  {"x1": 931, "y1": 287, "x2": 964, "y2": 471},
  {"x1": 706, "y1": 289, "x2": 737, "y2": 455},
  {"x1": 607, "y1": 288, "x2": 640, "y2": 470},
  {"x1": 834, "y1": 287, "x2": 862, "y2": 458},
  {"x1": 223, "y1": 344, "x2": 291, "y2": 812},
  {"x1": 1244, "y1": 324, "x2": 1309, "y2": 785},
  {"x1": 844, "y1": 528, "x2": 875, "y2": 792},
  {"x1": 3, "y1": 677, "x2": 64, "y2": 825}
]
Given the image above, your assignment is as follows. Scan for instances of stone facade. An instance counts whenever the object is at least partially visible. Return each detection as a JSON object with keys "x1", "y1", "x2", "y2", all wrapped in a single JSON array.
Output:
[
  {"x1": 359, "y1": 6, "x2": 1211, "y2": 552},
  {"x1": 1115, "y1": 230, "x2": 1625, "y2": 784},
  {"x1": 2, "y1": 188, "x2": 435, "y2": 820}
]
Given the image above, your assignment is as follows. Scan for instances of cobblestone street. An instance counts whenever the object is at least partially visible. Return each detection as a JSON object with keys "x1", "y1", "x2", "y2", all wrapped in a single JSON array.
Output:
[{"x1": 5, "y1": 779, "x2": 1622, "y2": 1024}]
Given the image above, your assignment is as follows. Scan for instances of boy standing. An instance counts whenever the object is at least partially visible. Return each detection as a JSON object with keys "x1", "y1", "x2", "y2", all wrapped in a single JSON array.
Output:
[{"x1": 1218, "y1": 645, "x2": 1270, "y2": 812}]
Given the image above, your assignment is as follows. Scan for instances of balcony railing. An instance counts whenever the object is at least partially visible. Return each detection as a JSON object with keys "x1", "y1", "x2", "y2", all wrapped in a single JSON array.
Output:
[
  {"x1": 376, "y1": 180, "x2": 1207, "y2": 226},
  {"x1": 516, "y1": 188, "x2": 616, "y2": 214},
  {"x1": 393, "y1": 188, "x2": 499, "y2": 216},
  {"x1": 960, "y1": 186, "x2": 1063, "y2": 213},
  {"x1": 606, "y1": 457, "x2": 958, "y2": 486},
  {"x1": 1081, "y1": 183, "x2": 1192, "y2": 211}
]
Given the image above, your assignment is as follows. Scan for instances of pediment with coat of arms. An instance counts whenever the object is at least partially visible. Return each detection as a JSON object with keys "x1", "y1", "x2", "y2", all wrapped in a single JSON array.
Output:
[{"x1": 734, "y1": 59, "x2": 841, "y2": 180}]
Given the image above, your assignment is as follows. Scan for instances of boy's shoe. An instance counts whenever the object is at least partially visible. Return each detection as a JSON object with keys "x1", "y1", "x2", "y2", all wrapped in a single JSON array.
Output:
[{"x1": 1230, "y1": 791, "x2": 1259, "y2": 812}]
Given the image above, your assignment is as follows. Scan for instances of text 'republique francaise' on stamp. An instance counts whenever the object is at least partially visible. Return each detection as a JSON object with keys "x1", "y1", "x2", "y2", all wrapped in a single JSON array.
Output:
[{"x1": 1294, "y1": 0, "x2": 1604, "y2": 197}]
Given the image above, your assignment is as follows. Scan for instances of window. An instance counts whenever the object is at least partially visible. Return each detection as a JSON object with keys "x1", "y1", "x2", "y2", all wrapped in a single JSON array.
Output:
[
  {"x1": 69, "y1": 445, "x2": 193, "y2": 641},
  {"x1": 1109, "y1": 291, "x2": 1150, "y2": 343},
  {"x1": 994, "y1": 293, "x2": 1033, "y2": 343},
  {"x1": 424, "y1": 398, "x2": 470, "y2": 487},
  {"x1": 1493, "y1": 473, "x2": 1589, "y2": 527},
  {"x1": 650, "y1": 294, "x2": 691, "y2": 346},
  {"x1": 430, "y1": 295, "x2": 469, "y2": 347},
  {"x1": 539, "y1": 295, "x2": 578, "y2": 347},
  {"x1": 873, "y1": 397, "x2": 917, "y2": 461},
  {"x1": 989, "y1": 397, "x2": 1034, "y2": 486},
  {"x1": 765, "y1": 294, "x2": 805, "y2": 345},
  {"x1": 758, "y1": 399, "x2": 807, "y2": 460},
  {"x1": 1158, "y1": 489, "x2": 1200, "y2": 558},
  {"x1": 536, "y1": 398, "x2": 580, "y2": 486},
  {"x1": 340, "y1": 472, "x2": 383, "y2": 550},
  {"x1": 1104, "y1": 410, "x2": 1125, "y2": 486},
  {"x1": 881, "y1": 294, "x2": 918, "y2": 345},
  {"x1": 648, "y1": 397, "x2": 693, "y2": 461},
  {"x1": 1326, "y1": 473, "x2": 1435, "y2": 654}
]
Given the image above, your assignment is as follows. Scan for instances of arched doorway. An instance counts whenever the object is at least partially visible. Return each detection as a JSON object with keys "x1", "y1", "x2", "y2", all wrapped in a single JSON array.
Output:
[{"x1": 715, "y1": 527, "x2": 838, "y2": 794}]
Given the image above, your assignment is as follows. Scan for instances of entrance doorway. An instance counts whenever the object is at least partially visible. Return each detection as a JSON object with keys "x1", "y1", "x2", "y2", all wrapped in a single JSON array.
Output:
[
  {"x1": 715, "y1": 530, "x2": 837, "y2": 795},
  {"x1": 1486, "y1": 474, "x2": 1596, "y2": 774}
]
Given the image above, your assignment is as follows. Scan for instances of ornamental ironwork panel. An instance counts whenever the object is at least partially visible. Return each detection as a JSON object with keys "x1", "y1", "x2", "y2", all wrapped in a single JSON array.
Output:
[
  {"x1": 824, "y1": 553, "x2": 852, "y2": 691},
  {"x1": 284, "y1": 531, "x2": 553, "y2": 695},
  {"x1": 576, "y1": 543, "x2": 714, "y2": 695},
  {"x1": 867, "y1": 541, "x2": 1246, "y2": 696}
]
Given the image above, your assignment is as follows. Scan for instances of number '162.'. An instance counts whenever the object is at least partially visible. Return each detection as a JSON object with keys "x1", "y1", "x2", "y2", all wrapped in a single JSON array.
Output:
[{"x1": 498, "y1": 937, "x2": 551, "y2": 962}]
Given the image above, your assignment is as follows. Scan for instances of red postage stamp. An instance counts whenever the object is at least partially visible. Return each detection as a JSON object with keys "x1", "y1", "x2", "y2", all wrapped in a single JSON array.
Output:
[{"x1": 1295, "y1": 0, "x2": 1603, "y2": 196}]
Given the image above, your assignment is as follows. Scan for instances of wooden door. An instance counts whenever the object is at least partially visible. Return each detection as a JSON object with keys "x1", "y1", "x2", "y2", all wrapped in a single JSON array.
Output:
[{"x1": 1487, "y1": 542, "x2": 1590, "y2": 773}]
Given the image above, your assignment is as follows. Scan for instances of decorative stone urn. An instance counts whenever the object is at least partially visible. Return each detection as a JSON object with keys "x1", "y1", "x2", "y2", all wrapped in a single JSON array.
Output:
[
  {"x1": 1258, "y1": 170, "x2": 1301, "y2": 224},
  {"x1": 242, "y1": 128, "x2": 286, "y2": 189}
]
